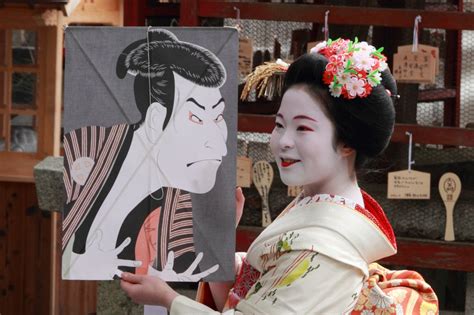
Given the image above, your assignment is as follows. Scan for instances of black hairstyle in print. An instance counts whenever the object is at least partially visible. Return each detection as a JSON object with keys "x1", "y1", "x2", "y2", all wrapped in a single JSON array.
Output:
[
  {"x1": 116, "y1": 28, "x2": 226, "y2": 129},
  {"x1": 283, "y1": 53, "x2": 397, "y2": 170}
]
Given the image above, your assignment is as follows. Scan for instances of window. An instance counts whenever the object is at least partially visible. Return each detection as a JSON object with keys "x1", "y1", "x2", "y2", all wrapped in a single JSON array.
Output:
[{"x1": 0, "y1": 29, "x2": 38, "y2": 153}]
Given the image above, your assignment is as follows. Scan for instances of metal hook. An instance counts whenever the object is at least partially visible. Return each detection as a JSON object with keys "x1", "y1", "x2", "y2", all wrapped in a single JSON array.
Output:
[
  {"x1": 412, "y1": 15, "x2": 422, "y2": 52},
  {"x1": 234, "y1": 6, "x2": 242, "y2": 32},
  {"x1": 323, "y1": 10, "x2": 330, "y2": 41},
  {"x1": 170, "y1": 18, "x2": 179, "y2": 27},
  {"x1": 406, "y1": 131, "x2": 415, "y2": 171}
]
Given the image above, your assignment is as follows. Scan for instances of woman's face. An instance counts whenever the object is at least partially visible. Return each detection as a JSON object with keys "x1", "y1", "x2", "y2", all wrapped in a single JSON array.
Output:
[{"x1": 270, "y1": 85, "x2": 345, "y2": 189}]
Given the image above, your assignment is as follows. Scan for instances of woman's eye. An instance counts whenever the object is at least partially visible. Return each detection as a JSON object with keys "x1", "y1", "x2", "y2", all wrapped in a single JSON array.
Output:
[
  {"x1": 214, "y1": 113, "x2": 224, "y2": 123},
  {"x1": 189, "y1": 112, "x2": 203, "y2": 124},
  {"x1": 297, "y1": 125, "x2": 313, "y2": 132},
  {"x1": 275, "y1": 122, "x2": 284, "y2": 129}
]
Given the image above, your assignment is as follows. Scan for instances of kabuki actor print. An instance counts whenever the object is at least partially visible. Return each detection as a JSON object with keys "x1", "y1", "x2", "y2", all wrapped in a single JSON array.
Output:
[{"x1": 62, "y1": 27, "x2": 238, "y2": 281}]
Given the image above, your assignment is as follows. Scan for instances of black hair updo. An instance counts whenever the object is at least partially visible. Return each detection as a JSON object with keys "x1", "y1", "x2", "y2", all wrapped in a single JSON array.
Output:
[{"x1": 283, "y1": 53, "x2": 396, "y2": 170}]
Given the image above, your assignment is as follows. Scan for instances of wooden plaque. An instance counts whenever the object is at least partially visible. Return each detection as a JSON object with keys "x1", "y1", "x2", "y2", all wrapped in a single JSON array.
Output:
[
  {"x1": 397, "y1": 44, "x2": 439, "y2": 75},
  {"x1": 236, "y1": 156, "x2": 252, "y2": 188},
  {"x1": 239, "y1": 37, "x2": 253, "y2": 78},
  {"x1": 393, "y1": 51, "x2": 436, "y2": 84},
  {"x1": 387, "y1": 169, "x2": 431, "y2": 199}
]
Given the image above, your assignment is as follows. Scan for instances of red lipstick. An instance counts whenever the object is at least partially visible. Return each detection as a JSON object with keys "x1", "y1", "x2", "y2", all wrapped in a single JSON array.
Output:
[{"x1": 281, "y1": 159, "x2": 300, "y2": 167}]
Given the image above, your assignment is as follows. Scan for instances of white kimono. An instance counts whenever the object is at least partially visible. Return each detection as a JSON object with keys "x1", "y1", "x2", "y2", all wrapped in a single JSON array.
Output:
[{"x1": 171, "y1": 192, "x2": 398, "y2": 314}]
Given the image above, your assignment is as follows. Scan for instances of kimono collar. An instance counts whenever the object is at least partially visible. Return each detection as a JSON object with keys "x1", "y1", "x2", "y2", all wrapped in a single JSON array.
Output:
[
  {"x1": 292, "y1": 190, "x2": 397, "y2": 251},
  {"x1": 246, "y1": 189, "x2": 398, "y2": 273}
]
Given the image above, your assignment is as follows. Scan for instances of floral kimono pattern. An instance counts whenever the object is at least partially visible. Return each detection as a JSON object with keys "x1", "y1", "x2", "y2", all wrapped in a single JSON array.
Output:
[
  {"x1": 171, "y1": 191, "x2": 438, "y2": 314},
  {"x1": 352, "y1": 263, "x2": 438, "y2": 315}
]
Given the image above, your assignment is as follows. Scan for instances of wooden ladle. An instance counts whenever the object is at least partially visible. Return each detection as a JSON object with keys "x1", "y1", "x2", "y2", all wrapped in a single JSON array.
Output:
[
  {"x1": 438, "y1": 172, "x2": 461, "y2": 241},
  {"x1": 252, "y1": 161, "x2": 274, "y2": 227}
]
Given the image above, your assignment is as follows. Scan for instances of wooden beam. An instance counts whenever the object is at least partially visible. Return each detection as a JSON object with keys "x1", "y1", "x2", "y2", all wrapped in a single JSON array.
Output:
[
  {"x1": 417, "y1": 88, "x2": 456, "y2": 102},
  {"x1": 145, "y1": 3, "x2": 180, "y2": 18},
  {"x1": 198, "y1": 1, "x2": 474, "y2": 30},
  {"x1": 391, "y1": 123, "x2": 474, "y2": 146},
  {"x1": 238, "y1": 114, "x2": 474, "y2": 147},
  {"x1": 0, "y1": 153, "x2": 38, "y2": 182},
  {"x1": 237, "y1": 226, "x2": 474, "y2": 272},
  {"x1": 380, "y1": 237, "x2": 474, "y2": 272},
  {"x1": 237, "y1": 88, "x2": 457, "y2": 109},
  {"x1": 238, "y1": 113, "x2": 274, "y2": 134},
  {"x1": 63, "y1": 0, "x2": 79, "y2": 16},
  {"x1": 3, "y1": 0, "x2": 67, "y2": 4},
  {"x1": 0, "y1": 8, "x2": 44, "y2": 27}
]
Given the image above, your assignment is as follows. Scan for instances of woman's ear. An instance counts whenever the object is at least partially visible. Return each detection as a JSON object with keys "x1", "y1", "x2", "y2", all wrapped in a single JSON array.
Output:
[
  {"x1": 338, "y1": 143, "x2": 355, "y2": 157},
  {"x1": 145, "y1": 102, "x2": 167, "y2": 143}
]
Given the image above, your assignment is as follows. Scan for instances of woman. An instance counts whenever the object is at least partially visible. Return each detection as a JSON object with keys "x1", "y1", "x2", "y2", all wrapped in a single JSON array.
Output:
[{"x1": 121, "y1": 38, "x2": 438, "y2": 314}]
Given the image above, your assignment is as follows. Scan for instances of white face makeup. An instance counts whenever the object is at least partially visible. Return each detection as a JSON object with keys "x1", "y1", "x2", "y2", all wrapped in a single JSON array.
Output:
[
  {"x1": 269, "y1": 86, "x2": 345, "y2": 190},
  {"x1": 155, "y1": 73, "x2": 228, "y2": 193}
]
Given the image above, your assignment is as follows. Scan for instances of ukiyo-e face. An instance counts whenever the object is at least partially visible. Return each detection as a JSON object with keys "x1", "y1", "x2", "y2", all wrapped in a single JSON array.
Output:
[
  {"x1": 152, "y1": 73, "x2": 228, "y2": 193},
  {"x1": 270, "y1": 85, "x2": 345, "y2": 188}
]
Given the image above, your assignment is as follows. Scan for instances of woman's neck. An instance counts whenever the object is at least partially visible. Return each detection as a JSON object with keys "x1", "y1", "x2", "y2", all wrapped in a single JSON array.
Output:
[{"x1": 302, "y1": 159, "x2": 364, "y2": 207}]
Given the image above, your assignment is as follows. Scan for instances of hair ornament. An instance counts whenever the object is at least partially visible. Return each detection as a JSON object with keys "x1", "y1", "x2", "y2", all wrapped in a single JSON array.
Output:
[
  {"x1": 310, "y1": 38, "x2": 388, "y2": 99},
  {"x1": 240, "y1": 58, "x2": 289, "y2": 101}
]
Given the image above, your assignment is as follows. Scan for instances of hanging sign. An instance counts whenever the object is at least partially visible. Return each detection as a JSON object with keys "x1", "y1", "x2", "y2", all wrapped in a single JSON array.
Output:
[
  {"x1": 393, "y1": 16, "x2": 437, "y2": 84},
  {"x1": 393, "y1": 50, "x2": 436, "y2": 84},
  {"x1": 239, "y1": 37, "x2": 253, "y2": 78},
  {"x1": 388, "y1": 131, "x2": 431, "y2": 199},
  {"x1": 237, "y1": 156, "x2": 252, "y2": 188},
  {"x1": 387, "y1": 170, "x2": 431, "y2": 199},
  {"x1": 397, "y1": 44, "x2": 439, "y2": 75}
]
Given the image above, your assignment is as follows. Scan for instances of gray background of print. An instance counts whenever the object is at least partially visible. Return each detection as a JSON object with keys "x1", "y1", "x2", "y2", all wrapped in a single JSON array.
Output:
[{"x1": 64, "y1": 27, "x2": 238, "y2": 281}]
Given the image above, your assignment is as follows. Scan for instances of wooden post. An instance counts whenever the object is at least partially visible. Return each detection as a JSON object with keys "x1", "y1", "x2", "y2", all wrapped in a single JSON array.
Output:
[
  {"x1": 50, "y1": 211, "x2": 97, "y2": 315},
  {"x1": 180, "y1": 0, "x2": 200, "y2": 26},
  {"x1": 443, "y1": 0, "x2": 462, "y2": 127},
  {"x1": 467, "y1": 273, "x2": 474, "y2": 315},
  {"x1": 372, "y1": 0, "x2": 424, "y2": 171},
  {"x1": 124, "y1": 0, "x2": 146, "y2": 26}
]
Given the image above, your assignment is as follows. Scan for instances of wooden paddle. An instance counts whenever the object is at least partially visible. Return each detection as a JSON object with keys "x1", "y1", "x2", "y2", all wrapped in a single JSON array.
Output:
[
  {"x1": 438, "y1": 172, "x2": 461, "y2": 241},
  {"x1": 252, "y1": 161, "x2": 274, "y2": 227}
]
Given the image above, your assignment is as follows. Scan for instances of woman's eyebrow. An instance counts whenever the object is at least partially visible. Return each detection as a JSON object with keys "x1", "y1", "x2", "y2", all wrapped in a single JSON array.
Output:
[{"x1": 293, "y1": 115, "x2": 317, "y2": 122}]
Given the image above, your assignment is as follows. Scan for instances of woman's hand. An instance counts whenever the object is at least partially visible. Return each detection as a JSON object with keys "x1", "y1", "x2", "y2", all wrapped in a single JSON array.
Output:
[
  {"x1": 120, "y1": 272, "x2": 179, "y2": 309},
  {"x1": 236, "y1": 187, "x2": 245, "y2": 228}
]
